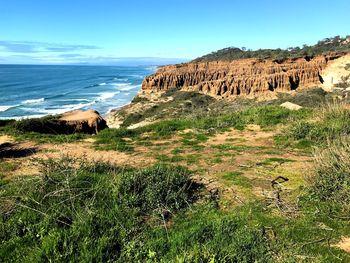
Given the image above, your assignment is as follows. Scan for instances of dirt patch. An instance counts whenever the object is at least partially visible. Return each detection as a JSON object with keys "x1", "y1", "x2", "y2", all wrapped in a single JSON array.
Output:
[
  {"x1": 2, "y1": 126, "x2": 312, "y2": 207},
  {"x1": 0, "y1": 135, "x2": 15, "y2": 144},
  {"x1": 322, "y1": 54, "x2": 350, "y2": 91},
  {"x1": 335, "y1": 237, "x2": 350, "y2": 253}
]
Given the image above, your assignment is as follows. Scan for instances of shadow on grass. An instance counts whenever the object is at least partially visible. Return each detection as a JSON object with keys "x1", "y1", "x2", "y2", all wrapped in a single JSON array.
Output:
[{"x1": 0, "y1": 142, "x2": 37, "y2": 158}]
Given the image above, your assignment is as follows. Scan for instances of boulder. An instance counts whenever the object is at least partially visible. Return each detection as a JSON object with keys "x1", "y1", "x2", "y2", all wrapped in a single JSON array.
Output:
[
  {"x1": 280, "y1": 102, "x2": 303, "y2": 111},
  {"x1": 59, "y1": 110, "x2": 108, "y2": 134}
]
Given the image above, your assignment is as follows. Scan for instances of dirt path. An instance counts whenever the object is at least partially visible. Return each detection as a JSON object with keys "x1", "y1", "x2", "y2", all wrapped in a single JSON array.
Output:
[{"x1": 1, "y1": 135, "x2": 155, "y2": 177}]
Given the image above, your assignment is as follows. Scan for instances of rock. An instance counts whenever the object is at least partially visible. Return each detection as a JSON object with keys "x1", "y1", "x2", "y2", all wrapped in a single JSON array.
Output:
[
  {"x1": 280, "y1": 102, "x2": 303, "y2": 111},
  {"x1": 142, "y1": 54, "x2": 346, "y2": 97},
  {"x1": 59, "y1": 110, "x2": 108, "y2": 134}
]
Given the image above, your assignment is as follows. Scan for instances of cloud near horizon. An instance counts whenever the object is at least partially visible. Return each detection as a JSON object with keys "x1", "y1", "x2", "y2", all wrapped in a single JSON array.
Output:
[
  {"x1": 0, "y1": 41, "x2": 100, "y2": 53},
  {"x1": 0, "y1": 40, "x2": 187, "y2": 65}
]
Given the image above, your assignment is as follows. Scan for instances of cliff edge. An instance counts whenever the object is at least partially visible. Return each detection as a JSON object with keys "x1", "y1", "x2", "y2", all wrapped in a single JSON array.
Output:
[{"x1": 142, "y1": 54, "x2": 349, "y2": 98}]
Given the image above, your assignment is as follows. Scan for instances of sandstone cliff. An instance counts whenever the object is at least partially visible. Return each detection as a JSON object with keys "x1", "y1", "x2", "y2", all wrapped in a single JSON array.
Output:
[{"x1": 142, "y1": 54, "x2": 348, "y2": 97}]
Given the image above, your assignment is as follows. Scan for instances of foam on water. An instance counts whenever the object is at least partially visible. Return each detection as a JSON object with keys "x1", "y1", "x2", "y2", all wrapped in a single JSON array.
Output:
[
  {"x1": 113, "y1": 83, "x2": 132, "y2": 87},
  {"x1": 0, "y1": 105, "x2": 16, "y2": 112},
  {"x1": 0, "y1": 65, "x2": 155, "y2": 119},
  {"x1": 118, "y1": 85, "x2": 140, "y2": 91},
  {"x1": 23, "y1": 98, "x2": 45, "y2": 104},
  {"x1": 97, "y1": 92, "x2": 120, "y2": 101}
]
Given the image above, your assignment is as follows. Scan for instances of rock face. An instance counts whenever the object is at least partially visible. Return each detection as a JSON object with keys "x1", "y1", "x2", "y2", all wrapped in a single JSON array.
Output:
[
  {"x1": 59, "y1": 110, "x2": 108, "y2": 134},
  {"x1": 142, "y1": 54, "x2": 347, "y2": 97},
  {"x1": 321, "y1": 54, "x2": 350, "y2": 91}
]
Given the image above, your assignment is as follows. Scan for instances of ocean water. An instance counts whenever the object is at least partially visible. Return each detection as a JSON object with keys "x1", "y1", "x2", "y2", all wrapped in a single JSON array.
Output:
[{"x1": 0, "y1": 64, "x2": 155, "y2": 119}]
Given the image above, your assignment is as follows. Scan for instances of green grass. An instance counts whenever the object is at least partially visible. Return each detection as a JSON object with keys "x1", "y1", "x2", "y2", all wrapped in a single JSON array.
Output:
[
  {"x1": 0, "y1": 161, "x2": 17, "y2": 186},
  {"x1": 0, "y1": 159, "x2": 200, "y2": 262},
  {"x1": 185, "y1": 154, "x2": 201, "y2": 165},
  {"x1": 0, "y1": 162, "x2": 18, "y2": 174},
  {"x1": 212, "y1": 143, "x2": 251, "y2": 152},
  {"x1": 131, "y1": 203, "x2": 271, "y2": 262},
  {"x1": 2, "y1": 97, "x2": 350, "y2": 261},
  {"x1": 95, "y1": 105, "x2": 312, "y2": 153},
  {"x1": 94, "y1": 128, "x2": 137, "y2": 152},
  {"x1": 1, "y1": 155, "x2": 350, "y2": 261},
  {"x1": 156, "y1": 154, "x2": 185, "y2": 163},
  {"x1": 221, "y1": 172, "x2": 252, "y2": 188},
  {"x1": 275, "y1": 103, "x2": 350, "y2": 150},
  {"x1": 257, "y1": 157, "x2": 294, "y2": 166},
  {"x1": 180, "y1": 132, "x2": 208, "y2": 151}
]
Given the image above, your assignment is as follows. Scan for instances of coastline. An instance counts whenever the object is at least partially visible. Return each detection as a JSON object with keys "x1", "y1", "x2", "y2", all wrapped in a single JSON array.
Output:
[{"x1": 0, "y1": 65, "x2": 156, "y2": 121}]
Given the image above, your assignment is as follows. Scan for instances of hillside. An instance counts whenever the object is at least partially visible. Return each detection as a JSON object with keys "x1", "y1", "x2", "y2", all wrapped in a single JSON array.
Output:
[
  {"x1": 142, "y1": 53, "x2": 350, "y2": 100},
  {"x1": 140, "y1": 36, "x2": 350, "y2": 101},
  {"x1": 193, "y1": 35, "x2": 350, "y2": 62},
  {"x1": 2, "y1": 36, "x2": 350, "y2": 261}
]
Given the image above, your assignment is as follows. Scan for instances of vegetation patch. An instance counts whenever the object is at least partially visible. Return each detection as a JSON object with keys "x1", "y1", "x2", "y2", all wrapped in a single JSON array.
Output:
[
  {"x1": 257, "y1": 157, "x2": 294, "y2": 166},
  {"x1": 94, "y1": 128, "x2": 137, "y2": 152},
  {"x1": 310, "y1": 138, "x2": 350, "y2": 205},
  {"x1": 0, "y1": 117, "x2": 87, "y2": 144},
  {"x1": 193, "y1": 36, "x2": 350, "y2": 62},
  {"x1": 96, "y1": 105, "x2": 310, "y2": 153},
  {"x1": 0, "y1": 159, "x2": 200, "y2": 262},
  {"x1": 221, "y1": 171, "x2": 252, "y2": 188}
]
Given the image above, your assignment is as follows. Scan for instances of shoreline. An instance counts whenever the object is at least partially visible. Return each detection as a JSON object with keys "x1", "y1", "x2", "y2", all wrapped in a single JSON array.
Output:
[{"x1": 0, "y1": 64, "x2": 156, "y2": 121}]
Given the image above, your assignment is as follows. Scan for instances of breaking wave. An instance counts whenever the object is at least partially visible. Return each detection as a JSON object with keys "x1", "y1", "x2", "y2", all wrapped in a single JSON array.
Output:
[{"x1": 23, "y1": 98, "x2": 45, "y2": 104}]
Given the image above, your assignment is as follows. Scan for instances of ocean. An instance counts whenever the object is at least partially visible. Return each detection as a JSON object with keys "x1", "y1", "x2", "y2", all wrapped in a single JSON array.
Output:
[{"x1": 0, "y1": 64, "x2": 155, "y2": 120}]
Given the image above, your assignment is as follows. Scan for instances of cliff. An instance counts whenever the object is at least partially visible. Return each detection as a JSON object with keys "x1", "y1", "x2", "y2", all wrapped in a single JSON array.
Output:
[{"x1": 142, "y1": 54, "x2": 347, "y2": 97}]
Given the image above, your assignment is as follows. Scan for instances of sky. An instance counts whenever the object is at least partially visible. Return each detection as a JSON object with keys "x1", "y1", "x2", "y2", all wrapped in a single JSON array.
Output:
[{"x1": 0, "y1": 0, "x2": 349, "y2": 65}]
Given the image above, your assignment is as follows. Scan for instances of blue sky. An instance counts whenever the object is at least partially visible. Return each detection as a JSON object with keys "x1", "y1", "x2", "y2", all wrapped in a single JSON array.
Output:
[{"x1": 0, "y1": 0, "x2": 349, "y2": 64}]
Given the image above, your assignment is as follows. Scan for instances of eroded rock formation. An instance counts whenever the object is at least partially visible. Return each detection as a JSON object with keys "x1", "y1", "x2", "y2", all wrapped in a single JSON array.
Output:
[
  {"x1": 60, "y1": 110, "x2": 108, "y2": 134},
  {"x1": 142, "y1": 54, "x2": 346, "y2": 97}
]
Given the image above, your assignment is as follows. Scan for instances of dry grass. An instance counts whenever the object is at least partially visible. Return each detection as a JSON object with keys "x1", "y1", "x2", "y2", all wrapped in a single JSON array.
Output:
[{"x1": 311, "y1": 137, "x2": 350, "y2": 204}]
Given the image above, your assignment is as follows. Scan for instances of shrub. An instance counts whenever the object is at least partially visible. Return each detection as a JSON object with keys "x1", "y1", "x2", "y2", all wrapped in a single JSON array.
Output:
[
  {"x1": 12, "y1": 116, "x2": 63, "y2": 134},
  {"x1": 286, "y1": 103, "x2": 350, "y2": 145},
  {"x1": 193, "y1": 35, "x2": 350, "y2": 62},
  {"x1": 311, "y1": 138, "x2": 350, "y2": 204},
  {"x1": 290, "y1": 122, "x2": 315, "y2": 140},
  {"x1": 117, "y1": 164, "x2": 198, "y2": 214},
  {"x1": 0, "y1": 159, "x2": 198, "y2": 262},
  {"x1": 0, "y1": 119, "x2": 15, "y2": 127}
]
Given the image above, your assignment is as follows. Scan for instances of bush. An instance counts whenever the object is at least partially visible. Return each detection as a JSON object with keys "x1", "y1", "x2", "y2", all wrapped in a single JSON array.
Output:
[
  {"x1": 0, "y1": 119, "x2": 15, "y2": 127},
  {"x1": 117, "y1": 164, "x2": 198, "y2": 214},
  {"x1": 193, "y1": 35, "x2": 350, "y2": 62},
  {"x1": 0, "y1": 159, "x2": 199, "y2": 262},
  {"x1": 12, "y1": 116, "x2": 63, "y2": 134},
  {"x1": 290, "y1": 122, "x2": 315, "y2": 140},
  {"x1": 286, "y1": 103, "x2": 350, "y2": 145},
  {"x1": 311, "y1": 138, "x2": 350, "y2": 204}
]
